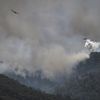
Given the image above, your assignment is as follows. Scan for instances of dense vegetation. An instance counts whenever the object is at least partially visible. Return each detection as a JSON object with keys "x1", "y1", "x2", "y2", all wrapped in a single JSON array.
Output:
[
  {"x1": 60, "y1": 52, "x2": 100, "y2": 100},
  {"x1": 0, "y1": 74, "x2": 72, "y2": 100},
  {"x1": 1, "y1": 52, "x2": 100, "y2": 100}
]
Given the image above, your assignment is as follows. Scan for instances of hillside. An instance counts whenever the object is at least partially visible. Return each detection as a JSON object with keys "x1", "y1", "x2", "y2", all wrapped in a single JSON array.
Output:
[
  {"x1": 5, "y1": 70, "x2": 58, "y2": 93},
  {"x1": 1, "y1": 52, "x2": 100, "y2": 100},
  {"x1": 0, "y1": 74, "x2": 71, "y2": 100},
  {"x1": 65, "y1": 52, "x2": 100, "y2": 100}
]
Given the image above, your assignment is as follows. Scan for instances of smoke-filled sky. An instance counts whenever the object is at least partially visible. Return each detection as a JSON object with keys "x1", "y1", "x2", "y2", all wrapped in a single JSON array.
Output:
[{"x1": 0, "y1": 0, "x2": 100, "y2": 79}]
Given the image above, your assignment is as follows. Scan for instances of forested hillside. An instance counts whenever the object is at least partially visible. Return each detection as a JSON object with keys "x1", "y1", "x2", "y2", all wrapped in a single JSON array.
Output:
[{"x1": 0, "y1": 74, "x2": 72, "y2": 100}]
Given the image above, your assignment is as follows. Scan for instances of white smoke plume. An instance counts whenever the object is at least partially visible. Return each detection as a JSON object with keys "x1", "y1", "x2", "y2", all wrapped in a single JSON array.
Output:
[
  {"x1": 0, "y1": 0, "x2": 99, "y2": 80},
  {"x1": 85, "y1": 39, "x2": 100, "y2": 52}
]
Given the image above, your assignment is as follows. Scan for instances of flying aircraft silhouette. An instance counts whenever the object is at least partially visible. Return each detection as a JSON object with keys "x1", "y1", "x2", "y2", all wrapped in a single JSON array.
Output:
[{"x1": 11, "y1": 9, "x2": 19, "y2": 14}]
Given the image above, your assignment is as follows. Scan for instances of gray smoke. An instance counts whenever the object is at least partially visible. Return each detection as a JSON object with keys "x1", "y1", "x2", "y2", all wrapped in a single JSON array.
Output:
[{"x1": 0, "y1": 0, "x2": 100, "y2": 80}]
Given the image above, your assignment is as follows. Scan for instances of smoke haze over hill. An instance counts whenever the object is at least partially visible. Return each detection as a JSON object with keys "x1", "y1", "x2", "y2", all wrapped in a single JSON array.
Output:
[{"x1": 0, "y1": 0, "x2": 100, "y2": 82}]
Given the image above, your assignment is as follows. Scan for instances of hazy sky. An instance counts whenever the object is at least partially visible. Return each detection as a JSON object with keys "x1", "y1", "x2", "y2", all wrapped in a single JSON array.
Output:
[{"x1": 0, "y1": 0, "x2": 100, "y2": 79}]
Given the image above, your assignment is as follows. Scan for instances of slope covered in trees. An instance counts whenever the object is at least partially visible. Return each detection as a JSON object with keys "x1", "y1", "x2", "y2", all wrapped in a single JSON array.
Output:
[
  {"x1": 0, "y1": 74, "x2": 72, "y2": 100},
  {"x1": 62, "y1": 52, "x2": 100, "y2": 100}
]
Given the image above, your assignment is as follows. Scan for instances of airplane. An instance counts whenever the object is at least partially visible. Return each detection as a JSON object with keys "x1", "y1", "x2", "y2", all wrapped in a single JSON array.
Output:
[{"x1": 11, "y1": 9, "x2": 19, "y2": 14}]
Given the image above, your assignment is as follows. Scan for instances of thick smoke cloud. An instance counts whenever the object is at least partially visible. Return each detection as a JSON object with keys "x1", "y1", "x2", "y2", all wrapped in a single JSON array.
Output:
[{"x1": 0, "y1": 0, "x2": 99, "y2": 79}]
